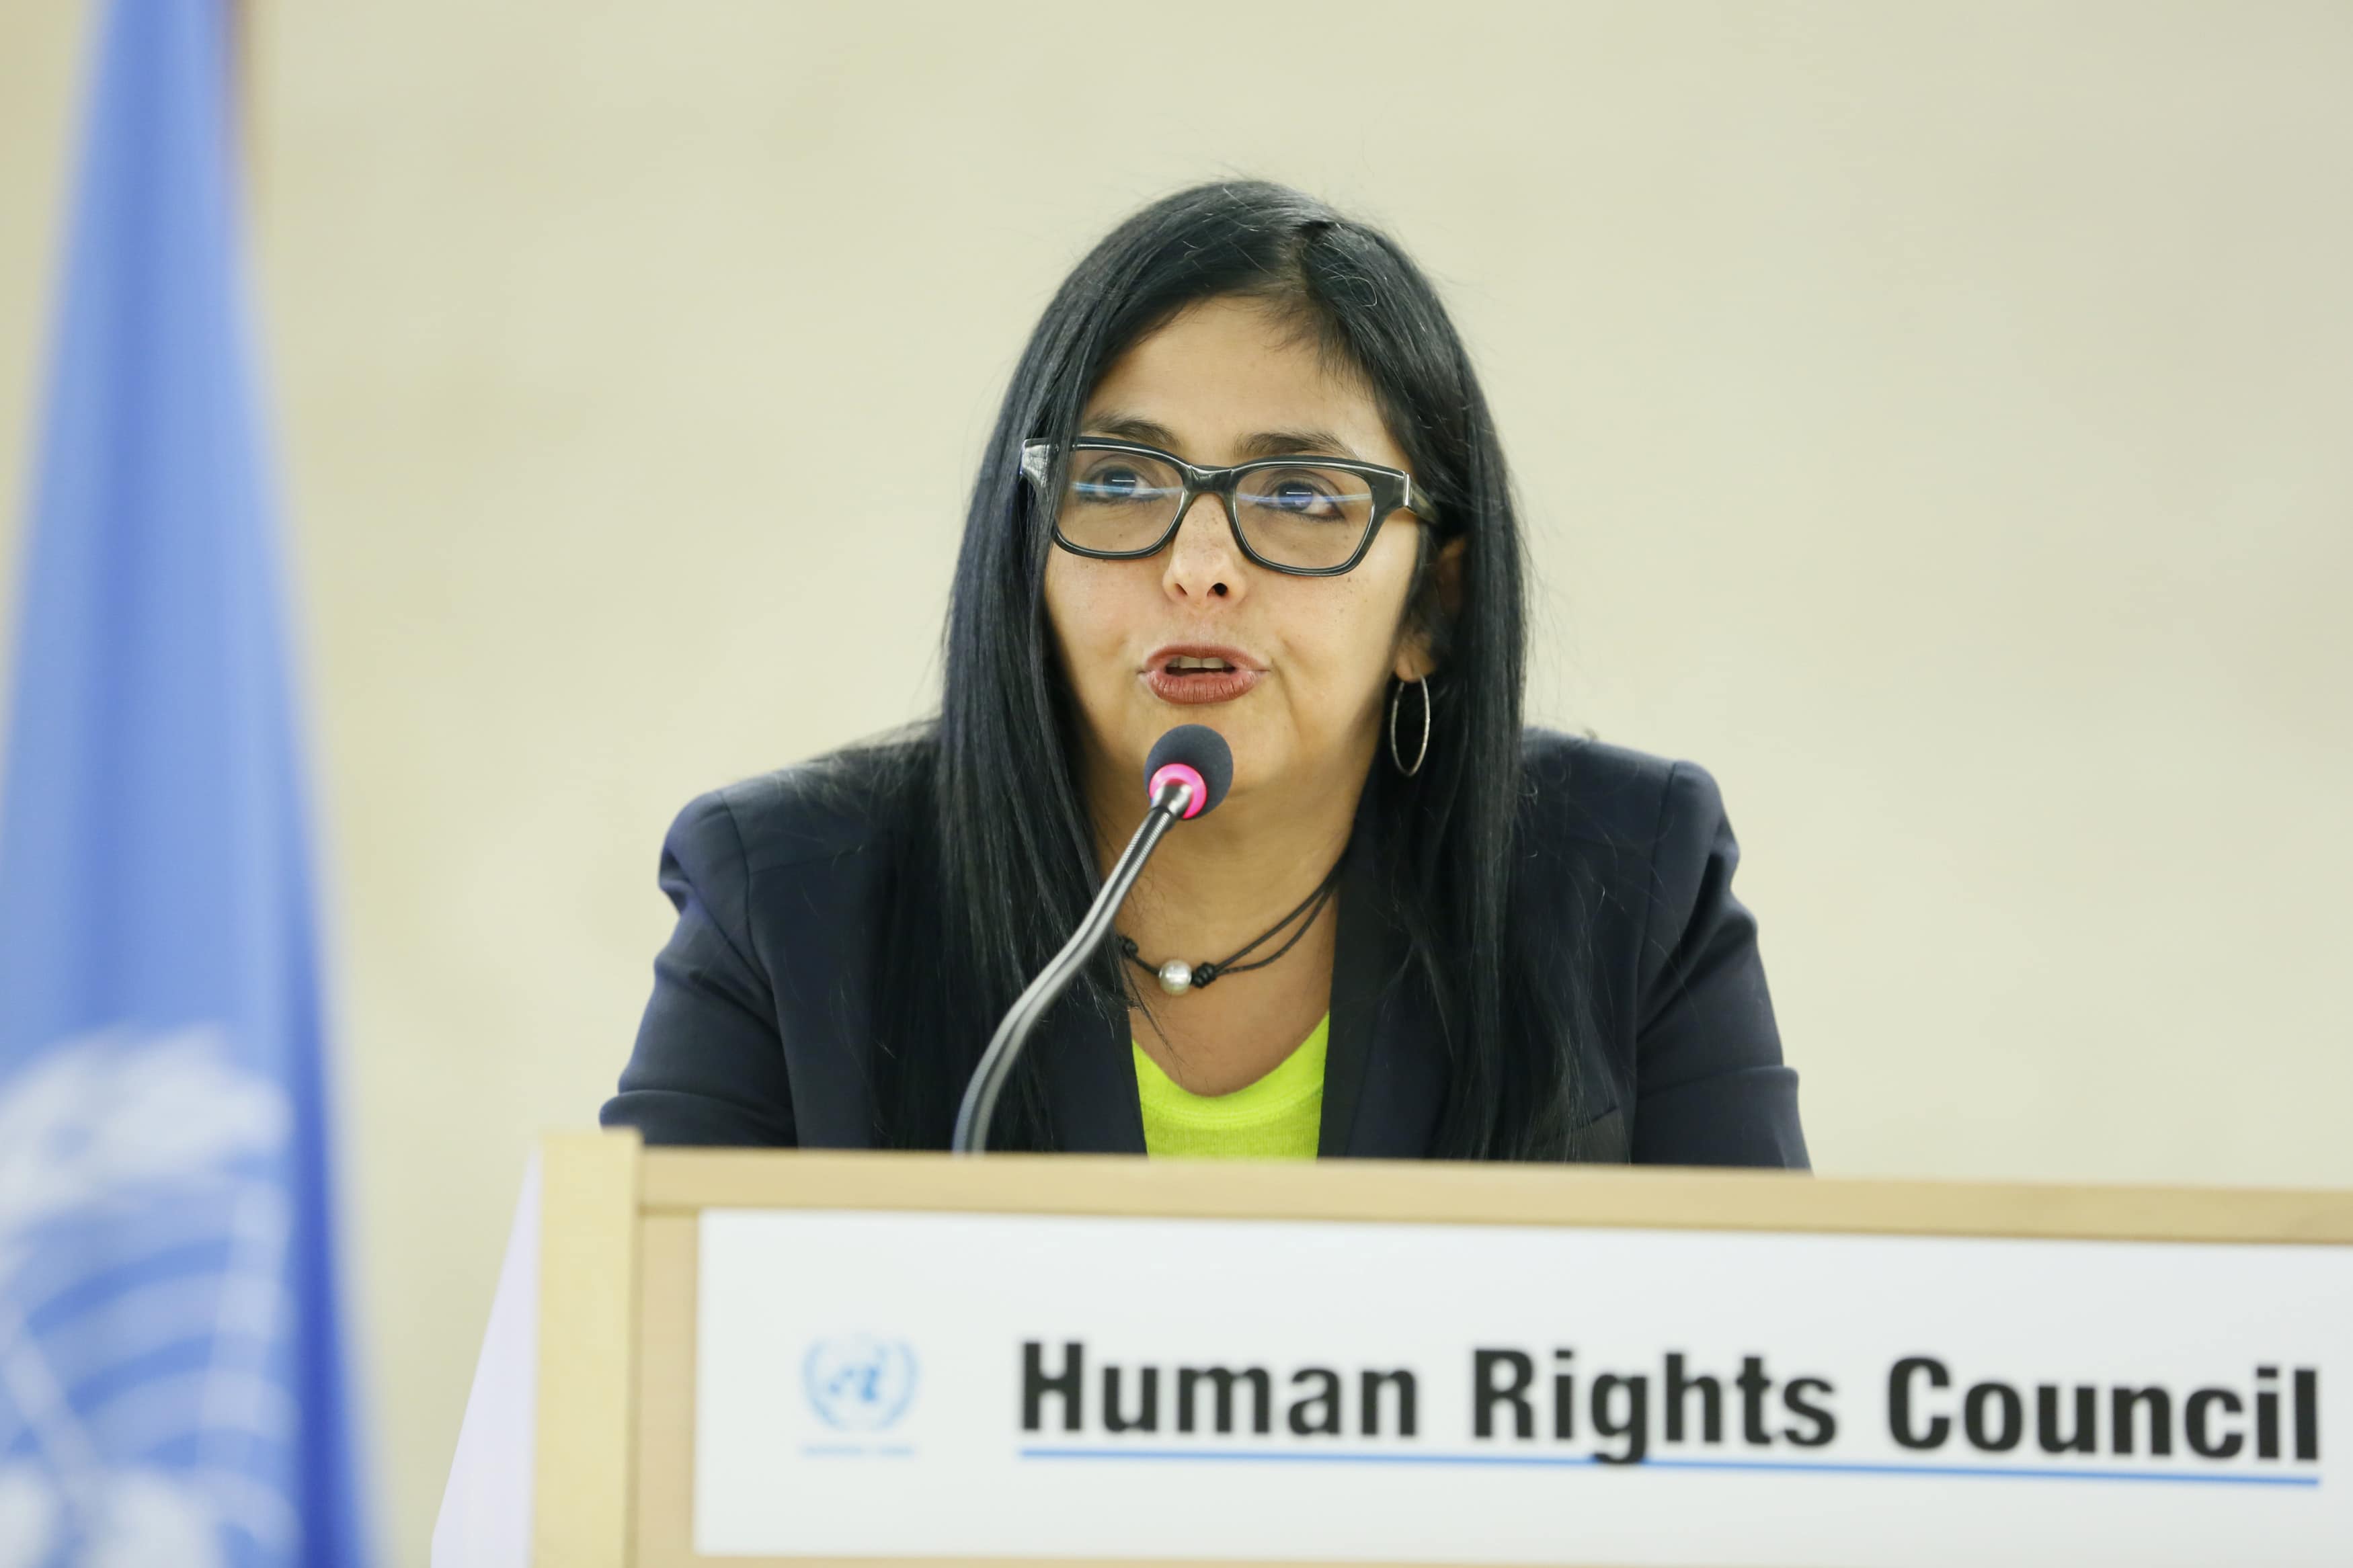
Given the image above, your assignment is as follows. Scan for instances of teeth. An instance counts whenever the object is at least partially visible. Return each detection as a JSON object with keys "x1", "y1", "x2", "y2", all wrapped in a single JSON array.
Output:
[{"x1": 1168, "y1": 655, "x2": 1232, "y2": 671}]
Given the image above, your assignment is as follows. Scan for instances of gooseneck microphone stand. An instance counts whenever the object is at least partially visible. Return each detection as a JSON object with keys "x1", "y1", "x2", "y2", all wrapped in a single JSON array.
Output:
[{"x1": 949, "y1": 774, "x2": 1197, "y2": 1156}]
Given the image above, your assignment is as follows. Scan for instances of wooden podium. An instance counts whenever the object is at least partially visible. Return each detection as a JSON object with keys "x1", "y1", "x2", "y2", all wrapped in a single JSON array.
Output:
[{"x1": 435, "y1": 1130, "x2": 2353, "y2": 1568}]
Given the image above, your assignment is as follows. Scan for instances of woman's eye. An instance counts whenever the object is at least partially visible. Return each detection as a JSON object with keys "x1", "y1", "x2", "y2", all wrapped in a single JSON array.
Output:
[
  {"x1": 1264, "y1": 474, "x2": 1342, "y2": 513},
  {"x1": 1074, "y1": 466, "x2": 1152, "y2": 502}
]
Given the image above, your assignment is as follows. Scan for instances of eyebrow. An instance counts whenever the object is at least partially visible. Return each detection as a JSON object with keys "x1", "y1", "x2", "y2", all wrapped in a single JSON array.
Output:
[{"x1": 1081, "y1": 411, "x2": 1365, "y2": 464}]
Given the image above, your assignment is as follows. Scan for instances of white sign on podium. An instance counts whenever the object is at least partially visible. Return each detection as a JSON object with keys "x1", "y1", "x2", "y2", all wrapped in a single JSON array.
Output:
[{"x1": 696, "y1": 1208, "x2": 2343, "y2": 1566}]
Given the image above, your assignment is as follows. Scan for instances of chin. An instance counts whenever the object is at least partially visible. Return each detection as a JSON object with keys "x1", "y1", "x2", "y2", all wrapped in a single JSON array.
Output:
[{"x1": 1183, "y1": 723, "x2": 1287, "y2": 802}]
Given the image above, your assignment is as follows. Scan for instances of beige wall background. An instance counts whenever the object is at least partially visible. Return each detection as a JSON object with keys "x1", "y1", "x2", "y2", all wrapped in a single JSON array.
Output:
[{"x1": 4, "y1": 1, "x2": 2351, "y2": 1559}]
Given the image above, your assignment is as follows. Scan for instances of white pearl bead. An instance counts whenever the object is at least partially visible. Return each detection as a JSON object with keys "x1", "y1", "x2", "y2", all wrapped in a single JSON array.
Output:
[{"x1": 1156, "y1": 960, "x2": 1193, "y2": 995}]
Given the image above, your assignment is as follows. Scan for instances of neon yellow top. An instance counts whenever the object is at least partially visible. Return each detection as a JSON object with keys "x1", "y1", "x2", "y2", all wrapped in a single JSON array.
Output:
[{"x1": 1132, "y1": 1014, "x2": 1328, "y2": 1159}]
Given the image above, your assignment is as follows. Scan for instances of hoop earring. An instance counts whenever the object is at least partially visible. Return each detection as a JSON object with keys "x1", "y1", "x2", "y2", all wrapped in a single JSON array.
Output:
[{"x1": 1388, "y1": 675, "x2": 1431, "y2": 777}]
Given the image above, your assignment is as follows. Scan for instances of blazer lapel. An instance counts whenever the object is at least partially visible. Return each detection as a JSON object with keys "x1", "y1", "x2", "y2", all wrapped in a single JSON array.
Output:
[
  {"x1": 1322, "y1": 792, "x2": 1447, "y2": 1159},
  {"x1": 1032, "y1": 985, "x2": 1147, "y2": 1154}
]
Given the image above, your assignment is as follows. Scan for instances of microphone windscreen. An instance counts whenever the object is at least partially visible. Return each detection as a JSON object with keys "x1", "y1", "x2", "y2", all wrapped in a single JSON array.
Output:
[{"x1": 1143, "y1": 724, "x2": 1234, "y2": 819}]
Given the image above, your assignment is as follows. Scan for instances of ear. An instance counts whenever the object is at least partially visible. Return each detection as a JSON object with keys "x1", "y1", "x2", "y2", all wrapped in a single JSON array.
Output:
[{"x1": 1394, "y1": 536, "x2": 1467, "y2": 682}]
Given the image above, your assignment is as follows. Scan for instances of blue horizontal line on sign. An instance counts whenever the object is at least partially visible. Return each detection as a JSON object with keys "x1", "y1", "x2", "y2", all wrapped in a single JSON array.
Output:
[{"x1": 1017, "y1": 1448, "x2": 2319, "y2": 1487}]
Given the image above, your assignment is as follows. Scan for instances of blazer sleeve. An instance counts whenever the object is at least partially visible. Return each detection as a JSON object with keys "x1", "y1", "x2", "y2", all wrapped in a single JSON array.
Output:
[
  {"x1": 599, "y1": 791, "x2": 798, "y2": 1147},
  {"x1": 1630, "y1": 761, "x2": 1808, "y2": 1169}
]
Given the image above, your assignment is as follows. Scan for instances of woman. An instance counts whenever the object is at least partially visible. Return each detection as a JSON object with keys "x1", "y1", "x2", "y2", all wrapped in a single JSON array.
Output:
[{"x1": 600, "y1": 181, "x2": 1806, "y2": 1165}]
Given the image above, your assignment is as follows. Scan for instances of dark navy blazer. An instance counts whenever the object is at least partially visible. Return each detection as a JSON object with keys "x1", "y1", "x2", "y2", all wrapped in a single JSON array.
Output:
[{"x1": 600, "y1": 729, "x2": 1808, "y2": 1167}]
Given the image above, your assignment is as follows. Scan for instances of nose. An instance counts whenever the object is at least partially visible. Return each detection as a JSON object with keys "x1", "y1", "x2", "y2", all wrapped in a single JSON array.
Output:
[{"x1": 1160, "y1": 491, "x2": 1245, "y2": 604}]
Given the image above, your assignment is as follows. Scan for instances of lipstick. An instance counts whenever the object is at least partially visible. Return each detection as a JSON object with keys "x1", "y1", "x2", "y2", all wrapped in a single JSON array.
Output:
[{"x1": 1140, "y1": 644, "x2": 1264, "y2": 706}]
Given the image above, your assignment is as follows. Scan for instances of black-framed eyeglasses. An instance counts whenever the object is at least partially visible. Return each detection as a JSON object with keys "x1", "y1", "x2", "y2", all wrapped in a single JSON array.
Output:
[{"x1": 1020, "y1": 438, "x2": 1440, "y2": 578}]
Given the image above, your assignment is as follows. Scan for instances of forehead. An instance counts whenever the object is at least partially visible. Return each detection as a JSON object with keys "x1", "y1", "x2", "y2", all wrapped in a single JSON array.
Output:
[{"x1": 1082, "y1": 296, "x2": 1404, "y2": 469}]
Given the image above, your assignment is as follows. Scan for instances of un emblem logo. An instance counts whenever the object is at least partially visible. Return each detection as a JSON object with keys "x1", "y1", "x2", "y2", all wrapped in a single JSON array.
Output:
[
  {"x1": 801, "y1": 1336, "x2": 919, "y2": 1432},
  {"x1": 0, "y1": 1028, "x2": 296, "y2": 1565}
]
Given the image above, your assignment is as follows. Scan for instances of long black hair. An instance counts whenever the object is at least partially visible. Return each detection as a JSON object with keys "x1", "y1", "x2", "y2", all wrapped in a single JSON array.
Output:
[{"x1": 852, "y1": 180, "x2": 1579, "y2": 1157}]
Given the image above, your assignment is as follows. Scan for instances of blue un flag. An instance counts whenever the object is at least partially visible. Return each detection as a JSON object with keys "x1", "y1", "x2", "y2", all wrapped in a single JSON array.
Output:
[{"x1": 0, "y1": 3, "x2": 372, "y2": 1564}]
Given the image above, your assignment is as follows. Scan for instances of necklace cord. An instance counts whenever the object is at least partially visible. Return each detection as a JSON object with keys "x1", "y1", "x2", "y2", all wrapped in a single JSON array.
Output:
[{"x1": 1117, "y1": 859, "x2": 1344, "y2": 991}]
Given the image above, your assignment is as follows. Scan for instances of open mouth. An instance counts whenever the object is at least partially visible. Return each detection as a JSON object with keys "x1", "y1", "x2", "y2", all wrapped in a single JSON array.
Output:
[{"x1": 1142, "y1": 647, "x2": 1262, "y2": 706}]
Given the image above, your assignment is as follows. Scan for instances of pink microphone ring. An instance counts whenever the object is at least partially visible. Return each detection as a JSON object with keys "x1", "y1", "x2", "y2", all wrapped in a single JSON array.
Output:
[{"x1": 1148, "y1": 762, "x2": 1209, "y2": 819}]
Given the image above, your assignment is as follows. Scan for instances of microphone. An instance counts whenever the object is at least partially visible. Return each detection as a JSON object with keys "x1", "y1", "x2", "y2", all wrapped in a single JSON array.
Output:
[{"x1": 950, "y1": 724, "x2": 1234, "y2": 1155}]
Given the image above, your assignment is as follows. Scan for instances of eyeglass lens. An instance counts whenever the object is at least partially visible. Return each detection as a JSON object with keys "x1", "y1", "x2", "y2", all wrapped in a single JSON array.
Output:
[{"x1": 1058, "y1": 448, "x2": 1378, "y2": 571}]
